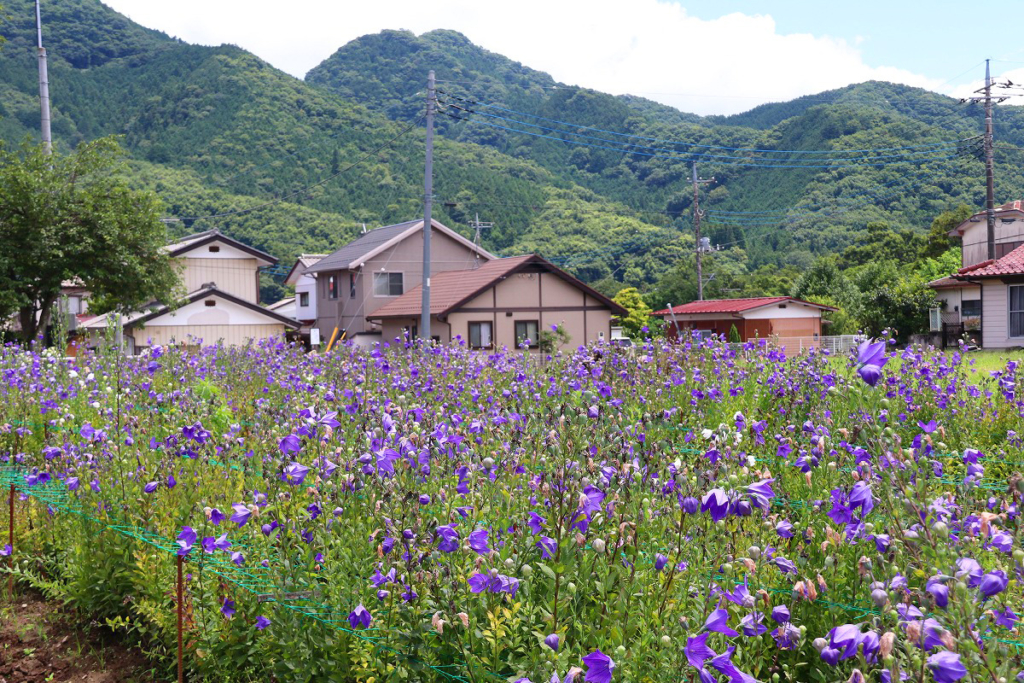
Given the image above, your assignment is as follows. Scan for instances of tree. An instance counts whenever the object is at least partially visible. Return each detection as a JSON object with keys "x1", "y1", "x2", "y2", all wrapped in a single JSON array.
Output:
[
  {"x1": 922, "y1": 204, "x2": 973, "y2": 260},
  {"x1": 611, "y1": 287, "x2": 653, "y2": 338},
  {"x1": 0, "y1": 138, "x2": 180, "y2": 343},
  {"x1": 791, "y1": 256, "x2": 862, "y2": 334},
  {"x1": 727, "y1": 324, "x2": 741, "y2": 343}
]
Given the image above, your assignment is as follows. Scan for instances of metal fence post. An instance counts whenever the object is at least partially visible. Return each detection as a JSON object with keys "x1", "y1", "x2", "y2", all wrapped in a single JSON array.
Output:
[
  {"x1": 7, "y1": 483, "x2": 13, "y2": 598},
  {"x1": 177, "y1": 554, "x2": 184, "y2": 683}
]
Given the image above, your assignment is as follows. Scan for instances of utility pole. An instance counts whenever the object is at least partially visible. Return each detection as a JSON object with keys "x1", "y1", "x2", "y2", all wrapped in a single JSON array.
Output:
[
  {"x1": 691, "y1": 162, "x2": 714, "y2": 300},
  {"x1": 469, "y1": 213, "x2": 493, "y2": 268},
  {"x1": 984, "y1": 59, "x2": 996, "y2": 261},
  {"x1": 420, "y1": 70, "x2": 435, "y2": 341},
  {"x1": 36, "y1": 0, "x2": 52, "y2": 154}
]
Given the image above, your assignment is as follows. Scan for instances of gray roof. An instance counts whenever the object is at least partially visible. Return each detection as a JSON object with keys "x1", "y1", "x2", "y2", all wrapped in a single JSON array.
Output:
[{"x1": 305, "y1": 220, "x2": 420, "y2": 274}]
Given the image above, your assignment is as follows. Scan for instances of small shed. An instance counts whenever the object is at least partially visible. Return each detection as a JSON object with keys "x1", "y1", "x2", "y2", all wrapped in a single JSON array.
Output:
[{"x1": 653, "y1": 297, "x2": 836, "y2": 342}]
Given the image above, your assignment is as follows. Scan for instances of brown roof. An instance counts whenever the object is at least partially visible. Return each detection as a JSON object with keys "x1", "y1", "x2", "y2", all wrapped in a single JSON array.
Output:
[
  {"x1": 653, "y1": 296, "x2": 836, "y2": 316},
  {"x1": 368, "y1": 255, "x2": 627, "y2": 319}
]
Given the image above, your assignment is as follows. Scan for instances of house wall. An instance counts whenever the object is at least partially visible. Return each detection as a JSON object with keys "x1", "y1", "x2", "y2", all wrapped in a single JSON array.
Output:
[
  {"x1": 294, "y1": 274, "x2": 317, "y2": 321},
  {"x1": 960, "y1": 216, "x2": 1024, "y2": 267},
  {"x1": 663, "y1": 312, "x2": 822, "y2": 341},
  {"x1": 743, "y1": 302, "x2": 826, "y2": 320},
  {"x1": 131, "y1": 324, "x2": 286, "y2": 350},
  {"x1": 314, "y1": 229, "x2": 483, "y2": 337},
  {"x1": 979, "y1": 280, "x2": 1024, "y2": 348},
  {"x1": 178, "y1": 257, "x2": 259, "y2": 302},
  {"x1": 934, "y1": 286, "x2": 982, "y2": 326},
  {"x1": 269, "y1": 299, "x2": 297, "y2": 319}
]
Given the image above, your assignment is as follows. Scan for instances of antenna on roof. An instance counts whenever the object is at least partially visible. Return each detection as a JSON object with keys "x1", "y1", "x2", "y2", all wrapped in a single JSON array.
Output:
[
  {"x1": 469, "y1": 213, "x2": 493, "y2": 269},
  {"x1": 361, "y1": 223, "x2": 366, "y2": 234}
]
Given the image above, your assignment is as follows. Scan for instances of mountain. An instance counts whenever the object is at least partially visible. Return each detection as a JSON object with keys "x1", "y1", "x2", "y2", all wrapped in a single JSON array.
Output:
[{"x1": 3, "y1": 1, "x2": 1024, "y2": 307}]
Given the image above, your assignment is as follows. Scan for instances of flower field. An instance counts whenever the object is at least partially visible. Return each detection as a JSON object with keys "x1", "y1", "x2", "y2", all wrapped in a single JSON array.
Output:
[{"x1": 1, "y1": 335, "x2": 1023, "y2": 683}]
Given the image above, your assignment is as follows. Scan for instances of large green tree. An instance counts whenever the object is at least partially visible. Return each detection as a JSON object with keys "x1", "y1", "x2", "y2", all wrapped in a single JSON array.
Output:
[
  {"x1": 611, "y1": 287, "x2": 653, "y2": 338},
  {"x1": 0, "y1": 137, "x2": 180, "y2": 343},
  {"x1": 922, "y1": 204, "x2": 974, "y2": 260}
]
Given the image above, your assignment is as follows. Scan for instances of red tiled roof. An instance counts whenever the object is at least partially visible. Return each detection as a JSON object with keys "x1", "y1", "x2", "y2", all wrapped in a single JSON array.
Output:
[
  {"x1": 652, "y1": 296, "x2": 835, "y2": 316},
  {"x1": 953, "y1": 244, "x2": 1024, "y2": 279},
  {"x1": 926, "y1": 275, "x2": 970, "y2": 289}
]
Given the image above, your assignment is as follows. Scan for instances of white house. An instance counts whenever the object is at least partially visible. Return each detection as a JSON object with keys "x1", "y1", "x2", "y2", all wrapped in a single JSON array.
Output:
[
  {"x1": 283, "y1": 254, "x2": 326, "y2": 327},
  {"x1": 83, "y1": 230, "x2": 298, "y2": 353}
]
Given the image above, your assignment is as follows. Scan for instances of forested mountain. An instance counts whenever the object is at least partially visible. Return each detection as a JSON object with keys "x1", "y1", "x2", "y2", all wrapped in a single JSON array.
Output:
[{"x1": 2, "y1": 0, "x2": 1024, "y2": 321}]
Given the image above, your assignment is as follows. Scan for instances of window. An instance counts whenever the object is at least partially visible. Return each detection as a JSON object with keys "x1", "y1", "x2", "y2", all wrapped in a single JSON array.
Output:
[
  {"x1": 1011, "y1": 285, "x2": 1024, "y2": 337},
  {"x1": 208, "y1": 245, "x2": 220, "y2": 253},
  {"x1": 299, "y1": 292, "x2": 310, "y2": 307},
  {"x1": 327, "y1": 275, "x2": 338, "y2": 300},
  {"x1": 961, "y1": 299, "x2": 982, "y2": 318},
  {"x1": 373, "y1": 272, "x2": 404, "y2": 297},
  {"x1": 205, "y1": 300, "x2": 216, "y2": 307},
  {"x1": 468, "y1": 321, "x2": 493, "y2": 349},
  {"x1": 996, "y1": 241, "x2": 1024, "y2": 258},
  {"x1": 515, "y1": 320, "x2": 539, "y2": 347},
  {"x1": 929, "y1": 307, "x2": 941, "y2": 332},
  {"x1": 349, "y1": 272, "x2": 356, "y2": 298}
]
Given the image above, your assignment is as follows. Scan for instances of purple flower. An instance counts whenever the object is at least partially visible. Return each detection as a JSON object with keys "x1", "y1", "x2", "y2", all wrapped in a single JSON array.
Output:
[
  {"x1": 928, "y1": 651, "x2": 966, "y2": 683},
  {"x1": 680, "y1": 496, "x2": 699, "y2": 514},
  {"x1": 918, "y1": 420, "x2": 938, "y2": 434},
  {"x1": 255, "y1": 616, "x2": 271, "y2": 630},
  {"x1": 771, "y1": 605, "x2": 790, "y2": 623},
  {"x1": 436, "y1": 524, "x2": 460, "y2": 553},
  {"x1": 703, "y1": 608, "x2": 739, "y2": 637},
  {"x1": 221, "y1": 598, "x2": 235, "y2": 619},
  {"x1": 279, "y1": 433, "x2": 301, "y2": 455},
  {"x1": 856, "y1": 339, "x2": 889, "y2": 387},
  {"x1": 348, "y1": 604, "x2": 371, "y2": 629},
  {"x1": 468, "y1": 529, "x2": 490, "y2": 554},
  {"x1": 528, "y1": 511, "x2": 546, "y2": 535},
  {"x1": 0, "y1": 544, "x2": 11, "y2": 557},
  {"x1": 654, "y1": 554, "x2": 668, "y2": 572},
  {"x1": 993, "y1": 606, "x2": 1018, "y2": 628},
  {"x1": 176, "y1": 526, "x2": 197, "y2": 556},
  {"x1": 468, "y1": 573, "x2": 489, "y2": 594},
  {"x1": 746, "y1": 479, "x2": 775, "y2": 510},
  {"x1": 772, "y1": 556, "x2": 797, "y2": 574},
  {"x1": 775, "y1": 520, "x2": 793, "y2": 538},
  {"x1": 283, "y1": 462, "x2": 310, "y2": 485},
  {"x1": 978, "y1": 570, "x2": 1008, "y2": 598},
  {"x1": 701, "y1": 488, "x2": 729, "y2": 522},
  {"x1": 230, "y1": 503, "x2": 252, "y2": 527},
  {"x1": 582, "y1": 649, "x2": 615, "y2": 683},
  {"x1": 544, "y1": 633, "x2": 560, "y2": 651},
  {"x1": 209, "y1": 508, "x2": 225, "y2": 525},
  {"x1": 537, "y1": 536, "x2": 557, "y2": 560},
  {"x1": 144, "y1": 481, "x2": 158, "y2": 494},
  {"x1": 828, "y1": 624, "x2": 862, "y2": 660}
]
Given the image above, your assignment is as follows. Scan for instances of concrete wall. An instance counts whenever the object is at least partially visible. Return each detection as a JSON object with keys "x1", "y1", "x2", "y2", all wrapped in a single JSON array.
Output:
[
  {"x1": 961, "y1": 218, "x2": 1024, "y2": 267},
  {"x1": 179, "y1": 257, "x2": 258, "y2": 301},
  {"x1": 315, "y1": 228, "x2": 482, "y2": 337}
]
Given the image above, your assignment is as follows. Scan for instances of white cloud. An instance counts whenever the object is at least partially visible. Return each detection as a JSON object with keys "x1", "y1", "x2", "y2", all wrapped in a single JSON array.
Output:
[{"x1": 99, "y1": 0, "x2": 946, "y2": 116}]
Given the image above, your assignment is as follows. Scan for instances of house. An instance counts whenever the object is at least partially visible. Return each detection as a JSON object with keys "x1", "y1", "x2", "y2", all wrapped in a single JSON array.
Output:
[
  {"x1": 266, "y1": 296, "x2": 297, "y2": 320},
  {"x1": 653, "y1": 297, "x2": 836, "y2": 343},
  {"x1": 283, "y1": 254, "x2": 327, "y2": 325},
  {"x1": 367, "y1": 254, "x2": 627, "y2": 350},
  {"x1": 304, "y1": 219, "x2": 494, "y2": 346},
  {"x1": 928, "y1": 201, "x2": 1024, "y2": 347},
  {"x1": 83, "y1": 229, "x2": 298, "y2": 353}
]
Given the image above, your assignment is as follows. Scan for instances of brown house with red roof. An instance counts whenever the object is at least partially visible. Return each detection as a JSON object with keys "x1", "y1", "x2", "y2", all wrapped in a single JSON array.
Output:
[
  {"x1": 652, "y1": 297, "x2": 836, "y2": 342},
  {"x1": 367, "y1": 254, "x2": 627, "y2": 350}
]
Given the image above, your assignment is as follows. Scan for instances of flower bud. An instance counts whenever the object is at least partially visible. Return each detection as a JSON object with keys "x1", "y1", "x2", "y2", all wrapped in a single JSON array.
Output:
[
  {"x1": 812, "y1": 637, "x2": 827, "y2": 653},
  {"x1": 879, "y1": 632, "x2": 895, "y2": 657},
  {"x1": 593, "y1": 538, "x2": 606, "y2": 554}
]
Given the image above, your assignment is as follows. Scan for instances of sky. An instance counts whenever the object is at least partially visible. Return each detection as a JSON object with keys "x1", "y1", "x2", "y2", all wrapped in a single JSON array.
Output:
[{"x1": 99, "y1": 0, "x2": 1024, "y2": 116}]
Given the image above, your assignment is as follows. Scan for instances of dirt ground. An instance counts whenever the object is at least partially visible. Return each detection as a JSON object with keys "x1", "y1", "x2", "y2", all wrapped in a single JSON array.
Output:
[{"x1": 0, "y1": 590, "x2": 159, "y2": 683}]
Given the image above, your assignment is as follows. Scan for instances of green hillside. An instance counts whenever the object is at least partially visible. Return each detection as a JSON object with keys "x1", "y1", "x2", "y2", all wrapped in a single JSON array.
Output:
[{"x1": 3, "y1": 0, "x2": 1024, "y2": 317}]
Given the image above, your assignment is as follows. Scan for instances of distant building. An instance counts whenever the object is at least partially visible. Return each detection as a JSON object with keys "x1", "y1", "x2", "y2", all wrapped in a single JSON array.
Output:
[
  {"x1": 367, "y1": 254, "x2": 627, "y2": 350},
  {"x1": 283, "y1": 254, "x2": 327, "y2": 327},
  {"x1": 83, "y1": 229, "x2": 298, "y2": 353},
  {"x1": 305, "y1": 219, "x2": 494, "y2": 346},
  {"x1": 653, "y1": 297, "x2": 836, "y2": 342},
  {"x1": 928, "y1": 201, "x2": 1024, "y2": 348}
]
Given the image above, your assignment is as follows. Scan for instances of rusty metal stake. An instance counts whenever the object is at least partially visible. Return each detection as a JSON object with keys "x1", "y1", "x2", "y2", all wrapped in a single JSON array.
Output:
[
  {"x1": 176, "y1": 554, "x2": 184, "y2": 683},
  {"x1": 7, "y1": 483, "x2": 13, "y2": 599}
]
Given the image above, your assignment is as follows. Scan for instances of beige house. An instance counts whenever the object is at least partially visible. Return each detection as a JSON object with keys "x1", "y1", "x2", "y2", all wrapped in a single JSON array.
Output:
[
  {"x1": 928, "y1": 201, "x2": 1024, "y2": 348},
  {"x1": 83, "y1": 230, "x2": 298, "y2": 353},
  {"x1": 367, "y1": 254, "x2": 627, "y2": 351},
  {"x1": 305, "y1": 219, "x2": 494, "y2": 346}
]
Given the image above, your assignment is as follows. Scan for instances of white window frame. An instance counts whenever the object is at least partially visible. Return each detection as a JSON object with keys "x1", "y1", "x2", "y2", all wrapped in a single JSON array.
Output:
[
  {"x1": 373, "y1": 272, "x2": 404, "y2": 297},
  {"x1": 929, "y1": 307, "x2": 941, "y2": 332},
  {"x1": 468, "y1": 321, "x2": 493, "y2": 349},
  {"x1": 1010, "y1": 285, "x2": 1024, "y2": 338}
]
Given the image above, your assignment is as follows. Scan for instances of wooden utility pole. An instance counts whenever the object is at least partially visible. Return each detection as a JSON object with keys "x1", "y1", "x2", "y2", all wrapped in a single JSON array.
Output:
[
  {"x1": 691, "y1": 162, "x2": 714, "y2": 300},
  {"x1": 420, "y1": 70, "x2": 436, "y2": 341},
  {"x1": 469, "y1": 213, "x2": 493, "y2": 269}
]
